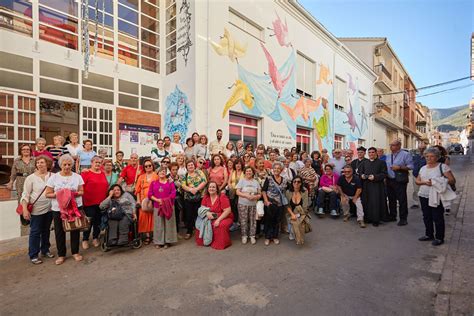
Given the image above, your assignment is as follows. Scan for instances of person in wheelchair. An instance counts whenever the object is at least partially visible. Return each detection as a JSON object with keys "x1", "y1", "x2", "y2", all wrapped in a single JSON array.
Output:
[
  {"x1": 99, "y1": 184, "x2": 137, "y2": 246},
  {"x1": 315, "y1": 164, "x2": 340, "y2": 216},
  {"x1": 337, "y1": 165, "x2": 366, "y2": 228}
]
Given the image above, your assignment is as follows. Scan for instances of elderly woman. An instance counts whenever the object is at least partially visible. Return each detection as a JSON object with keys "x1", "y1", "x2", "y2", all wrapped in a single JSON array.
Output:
[
  {"x1": 315, "y1": 164, "x2": 339, "y2": 216},
  {"x1": 236, "y1": 166, "x2": 261, "y2": 245},
  {"x1": 135, "y1": 158, "x2": 158, "y2": 245},
  {"x1": 76, "y1": 139, "x2": 96, "y2": 173},
  {"x1": 224, "y1": 141, "x2": 236, "y2": 158},
  {"x1": 194, "y1": 134, "x2": 209, "y2": 160},
  {"x1": 415, "y1": 148, "x2": 456, "y2": 246},
  {"x1": 184, "y1": 138, "x2": 195, "y2": 160},
  {"x1": 65, "y1": 133, "x2": 83, "y2": 170},
  {"x1": 169, "y1": 132, "x2": 184, "y2": 161},
  {"x1": 151, "y1": 139, "x2": 170, "y2": 167},
  {"x1": 45, "y1": 155, "x2": 84, "y2": 265},
  {"x1": 33, "y1": 137, "x2": 53, "y2": 160},
  {"x1": 196, "y1": 181, "x2": 234, "y2": 250},
  {"x1": 236, "y1": 140, "x2": 245, "y2": 158},
  {"x1": 262, "y1": 161, "x2": 288, "y2": 246},
  {"x1": 7, "y1": 144, "x2": 36, "y2": 225},
  {"x1": 118, "y1": 153, "x2": 142, "y2": 196},
  {"x1": 175, "y1": 153, "x2": 187, "y2": 178},
  {"x1": 81, "y1": 156, "x2": 109, "y2": 249},
  {"x1": 181, "y1": 160, "x2": 208, "y2": 239},
  {"x1": 21, "y1": 155, "x2": 53, "y2": 264},
  {"x1": 103, "y1": 159, "x2": 118, "y2": 188},
  {"x1": 299, "y1": 158, "x2": 319, "y2": 202},
  {"x1": 310, "y1": 151, "x2": 322, "y2": 176},
  {"x1": 148, "y1": 167, "x2": 177, "y2": 249},
  {"x1": 113, "y1": 151, "x2": 127, "y2": 174},
  {"x1": 99, "y1": 184, "x2": 136, "y2": 246},
  {"x1": 48, "y1": 135, "x2": 69, "y2": 173}
]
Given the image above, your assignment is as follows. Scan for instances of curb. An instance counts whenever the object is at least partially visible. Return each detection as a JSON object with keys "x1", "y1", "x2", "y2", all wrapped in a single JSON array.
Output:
[{"x1": 434, "y1": 165, "x2": 470, "y2": 315}]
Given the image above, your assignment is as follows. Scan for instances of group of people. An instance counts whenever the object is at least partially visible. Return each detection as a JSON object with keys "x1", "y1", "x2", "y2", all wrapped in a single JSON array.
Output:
[{"x1": 7, "y1": 129, "x2": 457, "y2": 265}]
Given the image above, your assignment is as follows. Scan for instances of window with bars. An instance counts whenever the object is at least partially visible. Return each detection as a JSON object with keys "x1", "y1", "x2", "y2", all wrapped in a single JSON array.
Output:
[
  {"x1": 165, "y1": 0, "x2": 176, "y2": 75},
  {"x1": 296, "y1": 127, "x2": 311, "y2": 153},
  {"x1": 0, "y1": 0, "x2": 33, "y2": 37},
  {"x1": 38, "y1": 0, "x2": 79, "y2": 50},
  {"x1": 0, "y1": 92, "x2": 37, "y2": 167},
  {"x1": 334, "y1": 134, "x2": 344, "y2": 150},
  {"x1": 229, "y1": 112, "x2": 259, "y2": 149},
  {"x1": 82, "y1": 105, "x2": 113, "y2": 157}
]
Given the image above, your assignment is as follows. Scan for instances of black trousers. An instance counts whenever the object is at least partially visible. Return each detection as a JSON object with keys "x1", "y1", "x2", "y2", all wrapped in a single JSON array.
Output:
[
  {"x1": 83, "y1": 204, "x2": 101, "y2": 241},
  {"x1": 230, "y1": 195, "x2": 239, "y2": 222},
  {"x1": 317, "y1": 190, "x2": 338, "y2": 211},
  {"x1": 386, "y1": 179, "x2": 408, "y2": 221},
  {"x1": 264, "y1": 203, "x2": 284, "y2": 240},
  {"x1": 175, "y1": 193, "x2": 184, "y2": 232},
  {"x1": 53, "y1": 211, "x2": 80, "y2": 257},
  {"x1": 183, "y1": 199, "x2": 201, "y2": 235},
  {"x1": 419, "y1": 197, "x2": 445, "y2": 241}
]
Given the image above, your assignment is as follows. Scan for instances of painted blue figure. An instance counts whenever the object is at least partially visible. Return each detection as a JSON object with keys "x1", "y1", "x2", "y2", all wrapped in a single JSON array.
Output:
[{"x1": 164, "y1": 85, "x2": 192, "y2": 144}]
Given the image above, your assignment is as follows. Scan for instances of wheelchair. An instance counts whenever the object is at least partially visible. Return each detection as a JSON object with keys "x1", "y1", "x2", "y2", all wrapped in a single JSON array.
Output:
[{"x1": 313, "y1": 190, "x2": 343, "y2": 218}]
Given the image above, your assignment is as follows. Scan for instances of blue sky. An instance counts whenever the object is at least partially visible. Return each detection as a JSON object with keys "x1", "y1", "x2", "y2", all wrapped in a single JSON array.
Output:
[{"x1": 299, "y1": 0, "x2": 473, "y2": 109}]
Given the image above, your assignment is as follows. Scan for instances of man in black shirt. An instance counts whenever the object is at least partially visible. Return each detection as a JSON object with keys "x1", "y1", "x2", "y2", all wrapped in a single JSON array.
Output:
[
  {"x1": 350, "y1": 146, "x2": 368, "y2": 176},
  {"x1": 337, "y1": 165, "x2": 365, "y2": 228}
]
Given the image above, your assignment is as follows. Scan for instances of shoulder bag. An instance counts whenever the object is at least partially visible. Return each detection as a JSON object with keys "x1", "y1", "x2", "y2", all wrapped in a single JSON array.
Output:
[
  {"x1": 125, "y1": 166, "x2": 140, "y2": 194},
  {"x1": 140, "y1": 177, "x2": 154, "y2": 212},
  {"x1": 439, "y1": 163, "x2": 456, "y2": 192},
  {"x1": 392, "y1": 154, "x2": 409, "y2": 183},
  {"x1": 16, "y1": 175, "x2": 49, "y2": 216},
  {"x1": 184, "y1": 172, "x2": 202, "y2": 202}
]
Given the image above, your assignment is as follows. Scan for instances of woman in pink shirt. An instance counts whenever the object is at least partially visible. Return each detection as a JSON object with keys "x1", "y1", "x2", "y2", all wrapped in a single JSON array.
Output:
[
  {"x1": 315, "y1": 164, "x2": 340, "y2": 216},
  {"x1": 208, "y1": 154, "x2": 228, "y2": 192},
  {"x1": 81, "y1": 156, "x2": 109, "y2": 249},
  {"x1": 33, "y1": 137, "x2": 53, "y2": 160}
]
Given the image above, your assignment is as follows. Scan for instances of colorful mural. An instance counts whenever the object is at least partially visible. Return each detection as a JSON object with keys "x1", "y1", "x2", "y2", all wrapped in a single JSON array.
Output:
[
  {"x1": 164, "y1": 85, "x2": 192, "y2": 143},
  {"x1": 268, "y1": 12, "x2": 292, "y2": 47},
  {"x1": 211, "y1": 28, "x2": 247, "y2": 62},
  {"x1": 222, "y1": 80, "x2": 254, "y2": 118}
]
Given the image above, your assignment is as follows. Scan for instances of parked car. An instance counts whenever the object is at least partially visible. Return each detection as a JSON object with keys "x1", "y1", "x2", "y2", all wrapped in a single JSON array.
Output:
[{"x1": 449, "y1": 144, "x2": 464, "y2": 155}]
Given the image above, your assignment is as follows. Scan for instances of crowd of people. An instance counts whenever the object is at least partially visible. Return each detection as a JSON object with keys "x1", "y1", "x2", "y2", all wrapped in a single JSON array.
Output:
[{"x1": 7, "y1": 129, "x2": 457, "y2": 265}]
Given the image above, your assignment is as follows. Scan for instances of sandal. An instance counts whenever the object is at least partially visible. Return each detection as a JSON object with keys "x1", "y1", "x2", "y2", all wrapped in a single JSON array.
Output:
[
  {"x1": 55, "y1": 257, "x2": 65, "y2": 265},
  {"x1": 144, "y1": 237, "x2": 151, "y2": 245},
  {"x1": 72, "y1": 254, "x2": 83, "y2": 262}
]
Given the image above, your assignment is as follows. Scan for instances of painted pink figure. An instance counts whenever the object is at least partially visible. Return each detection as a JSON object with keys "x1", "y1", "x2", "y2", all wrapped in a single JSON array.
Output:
[
  {"x1": 260, "y1": 43, "x2": 294, "y2": 99},
  {"x1": 269, "y1": 12, "x2": 291, "y2": 47},
  {"x1": 347, "y1": 73, "x2": 357, "y2": 95},
  {"x1": 344, "y1": 100, "x2": 361, "y2": 134},
  {"x1": 281, "y1": 96, "x2": 321, "y2": 122}
]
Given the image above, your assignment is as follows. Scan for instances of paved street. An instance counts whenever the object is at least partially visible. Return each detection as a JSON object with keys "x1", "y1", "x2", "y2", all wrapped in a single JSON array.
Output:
[{"x1": 0, "y1": 156, "x2": 472, "y2": 315}]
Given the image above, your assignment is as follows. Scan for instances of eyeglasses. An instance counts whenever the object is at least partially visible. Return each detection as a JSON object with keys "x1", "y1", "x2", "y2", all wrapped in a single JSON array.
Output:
[
  {"x1": 197, "y1": 161, "x2": 204, "y2": 164},
  {"x1": 144, "y1": 164, "x2": 153, "y2": 168},
  {"x1": 343, "y1": 171, "x2": 351, "y2": 174}
]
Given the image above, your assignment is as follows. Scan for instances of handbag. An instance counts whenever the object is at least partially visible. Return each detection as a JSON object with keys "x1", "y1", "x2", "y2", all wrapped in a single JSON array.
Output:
[
  {"x1": 184, "y1": 172, "x2": 202, "y2": 202},
  {"x1": 106, "y1": 200, "x2": 125, "y2": 220},
  {"x1": 139, "y1": 177, "x2": 154, "y2": 212},
  {"x1": 439, "y1": 163, "x2": 456, "y2": 192},
  {"x1": 125, "y1": 166, "x2": 140, "y2": 193},
  {"x1": 16, "y1": 182, "x2": 48, "y2": 216},
  {"x1": 273, "y1": 178, "x2": 288, "y2": 205},
  {"x1": 256, "y1": 200, "x2": 265, "y2": 217},
  {"x1": 62, "y1": 207, "x2": 91, "y2": 232},
  {"x1": 392, "y1": 154, "x2": 409, "y2": 183}
]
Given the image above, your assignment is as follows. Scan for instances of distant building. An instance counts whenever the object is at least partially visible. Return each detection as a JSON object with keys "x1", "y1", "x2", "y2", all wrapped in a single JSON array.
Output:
[
  {"x1": 414, "y1": 102, "x2": 431, "y2": 146},
  {"x1": 403, "y1": 77, "x2": 418, "y2": 148},
  {"x1": 339, "y1": 37, "x2": 412, "y2": 151}
]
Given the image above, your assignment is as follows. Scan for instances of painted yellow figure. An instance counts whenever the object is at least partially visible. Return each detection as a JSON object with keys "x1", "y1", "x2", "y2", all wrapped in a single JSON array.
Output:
[
  {"x1": 211, "y1": 28, "x2": 247, "y2": 62},
  {"x1": 222, "y1": 80, "x2": 254, "y2": 118},
  {"x1": 312, "y1": 97, "x2": 329, "y2": 152},
  {"x1": 316, "y1": 63, "x2": 333, "y2": 85}
]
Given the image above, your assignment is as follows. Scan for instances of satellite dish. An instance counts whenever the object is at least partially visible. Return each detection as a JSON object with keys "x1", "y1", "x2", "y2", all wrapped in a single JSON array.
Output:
[{"x1": 0, "y1": 164, "x2": 11, "y2": 185}]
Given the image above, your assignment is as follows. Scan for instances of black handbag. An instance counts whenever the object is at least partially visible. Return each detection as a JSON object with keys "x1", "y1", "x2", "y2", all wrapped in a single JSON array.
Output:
[
  {"x1": 107, "y1": 200, "x2": 125, "y2": 220},
  {"x1": 183, "y1": 172, "x2": 202, "y2": 202}
]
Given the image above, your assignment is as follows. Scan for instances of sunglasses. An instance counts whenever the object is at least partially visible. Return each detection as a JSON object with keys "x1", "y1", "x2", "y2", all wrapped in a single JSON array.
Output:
[
  {"x1": 293, "y1": 180, "x2": 301, "y2": 183},
  {"x1": 161, "y1": 161, "x2": 170, "y2": 164},
  {"x1": 144, "y1": 164, "x2": 153, "y2": 168},
  {"x1": 343, "y1": 171, "x2": 351, "y2": 173}
]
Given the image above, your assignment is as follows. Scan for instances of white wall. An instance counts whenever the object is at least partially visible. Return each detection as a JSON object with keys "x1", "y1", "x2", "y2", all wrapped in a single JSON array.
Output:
[{"x1": 0, "y1": 201, "x2": 21, "y2": 241}]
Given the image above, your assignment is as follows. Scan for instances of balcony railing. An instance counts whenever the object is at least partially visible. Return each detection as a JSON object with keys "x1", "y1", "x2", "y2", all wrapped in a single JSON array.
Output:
[{"x1": 380, "y1": 64, "x2": 392, "y2": 80}]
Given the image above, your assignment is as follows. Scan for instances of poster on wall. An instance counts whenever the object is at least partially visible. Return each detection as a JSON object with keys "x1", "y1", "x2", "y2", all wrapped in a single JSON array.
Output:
[{"x1": 119, "y1": 123, "x2": 160, "y2": 158}]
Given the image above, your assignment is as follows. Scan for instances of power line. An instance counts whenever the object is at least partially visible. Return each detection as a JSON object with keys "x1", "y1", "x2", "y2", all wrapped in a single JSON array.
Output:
[
  {"x1": 373, "y1": 76, "x2": 473, "y2": 97},
  {"x1": 417, "y1": 83, "x2": 473, "y2": 98}
]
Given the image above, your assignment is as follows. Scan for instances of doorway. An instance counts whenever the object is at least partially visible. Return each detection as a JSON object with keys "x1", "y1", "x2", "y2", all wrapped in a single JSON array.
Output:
[{"x1": 39, "y1": 98, "x2": 79, "y2": 144}]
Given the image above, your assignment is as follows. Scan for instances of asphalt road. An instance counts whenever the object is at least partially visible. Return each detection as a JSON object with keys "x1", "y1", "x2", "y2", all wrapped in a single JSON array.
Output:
[{"x1": 0, "y1": 156, "x2": 466, "y2": 315}]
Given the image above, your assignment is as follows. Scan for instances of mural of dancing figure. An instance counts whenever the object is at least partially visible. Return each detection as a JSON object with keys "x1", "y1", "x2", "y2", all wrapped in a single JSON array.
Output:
[
  {"x1": 267, "y1": 12, "x2": 292, "y2": 47},
  {"x1": 211, "y1": 28, "x2": 247, "y2": 62},
  {"x1": 316, "y1": 63, "x2": 333, "y2": 85},
  {"x1": 343, "y1": 99, "x2": 361, "y2": 135},
  {"x1": 260, "y1": 42, "x2": 294, "y2": 99},
  {"x1": 312, "y1": 98, "x2": 330, "y2": 152},
  {"x1": 222, "y1": 80, "x2": 254, "y2": 118},
  {"x1": 281, "y1": 95, "x2": 321, "y2": 122}
]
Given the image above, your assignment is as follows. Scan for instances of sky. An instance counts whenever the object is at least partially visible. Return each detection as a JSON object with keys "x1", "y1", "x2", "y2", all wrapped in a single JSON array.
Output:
[{"x1": 299, "y1": 0, "x2": 473, "y2": 109}]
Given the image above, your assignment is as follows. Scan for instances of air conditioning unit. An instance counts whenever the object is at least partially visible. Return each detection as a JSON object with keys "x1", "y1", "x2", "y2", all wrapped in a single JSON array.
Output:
[{"x1": 375, "y1": 48, "x2": 381, "y2": 56}]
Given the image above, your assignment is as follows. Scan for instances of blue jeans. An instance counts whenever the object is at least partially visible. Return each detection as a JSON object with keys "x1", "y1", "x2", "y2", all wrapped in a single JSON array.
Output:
[{"x1": 29, "y1": 212, "x2": 53, "y2": 259}]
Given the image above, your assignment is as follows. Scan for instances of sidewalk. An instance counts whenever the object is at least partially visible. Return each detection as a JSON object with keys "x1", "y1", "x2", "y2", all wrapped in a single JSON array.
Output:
[{"x1": 435, "y1": 157, "x2": 474, "y2": 315}]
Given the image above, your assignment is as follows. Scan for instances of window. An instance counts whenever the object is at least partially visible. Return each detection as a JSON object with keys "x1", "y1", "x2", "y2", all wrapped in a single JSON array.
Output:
[
  {"x1": 118, "y1": 0, "x2": 139, "y2": 67},
  {"x1": 165, "y1": 0, "x2": 176, "y2": 74},
  {"x1": 119, "y1": 79, "x2": 139, "y2": 108},
  {"x1": 141, "y1": 85, "x2": 159, "y2": 112},
  {"x1": 0, "y1": 92, "x2": 37, "y2": 168},
  {"x1": 229, "y1": 113, "x2": 259, "y2": 148},
  {"x1": 358, "y1": 139, "x2": 365, "y2": 147},
  {"x1": 82, "y1": 72, "x2": 114, "y2": 104},
  {"x1": 228, "y1": 8, "x2": 264, "y2": 41},
  {"x1": 296, "y1": 52, "x2": 315, "y2": 98},
  {"x1": 39, "y1": 61, "x2": 78, "y2": 98},
  {"x1": 82, "y1": 105, "x2": 113, "y2": 156},
  {"x1": 0, "y1": 52, "x2": 33, "y2": 91},
  {"x1": 296, "y1": 127, "x2": 311, "y2": 153},
  {"x1": 334, "y1": 134, "x2": 344, "y2": 150},
  {"x1": 0, "y1": 0, "x2": 33, "y2": 37},
  {"x1": 335, "y1": 77, "x2": 347, "y2": 111},
  {"x1": 87, "y1": 0, "x2": 114, "y2": 60},
  {"x1": 38, "y1": 0, "x2": 79, "y2": 49}
]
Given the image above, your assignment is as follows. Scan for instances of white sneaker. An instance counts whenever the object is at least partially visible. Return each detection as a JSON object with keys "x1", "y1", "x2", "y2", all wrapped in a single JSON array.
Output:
[
  {"x1": 250, "y1": 236, "x2": 256, "y2": 244},
  {"x1": 241, "y1": 236, "x2": 248, "y2": 244}
]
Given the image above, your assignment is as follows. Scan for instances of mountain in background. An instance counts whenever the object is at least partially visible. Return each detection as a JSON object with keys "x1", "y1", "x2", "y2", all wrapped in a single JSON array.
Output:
[
  {"x1": 431, "y1": 104, "x2": 467, "y2": 121},
  {"x1": 432, "y1": 105, "x2": 469, "y2": 132}
]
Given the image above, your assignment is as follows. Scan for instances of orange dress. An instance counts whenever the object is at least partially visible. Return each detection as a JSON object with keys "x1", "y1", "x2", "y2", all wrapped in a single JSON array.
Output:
[{"x1": 135, "y1": 173, "x2": 159, "y2": 233}]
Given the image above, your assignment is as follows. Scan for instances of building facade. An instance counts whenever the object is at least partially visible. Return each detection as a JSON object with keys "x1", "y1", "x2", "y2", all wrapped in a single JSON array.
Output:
[
  {"x1": 414, "y1": 102, "x2": 432, "y2": 146},
  {"x1": 0, "y1": 0, "x2": 376, "y2": 239},
  {"x1": 403, "y1": 77, "x2": 417, "y2": 148},
  {"x1": 338, "y1": 38, "x2": 417, "y2": 151}
]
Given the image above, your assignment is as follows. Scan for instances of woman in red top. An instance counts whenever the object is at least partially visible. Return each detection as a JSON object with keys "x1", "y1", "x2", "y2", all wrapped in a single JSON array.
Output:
[
  {"x1": 196, "y1": 181, "x2": 234, "y2": 250},
  {"x1": 81, "y1": 156, "x2": 108, "y2": 249},
  {"x1": 208, "y1": 154, "x2": 228, "y2": 192},
  {"x1": 118, "y1": 153, "x2": 142, "y2": 197}
]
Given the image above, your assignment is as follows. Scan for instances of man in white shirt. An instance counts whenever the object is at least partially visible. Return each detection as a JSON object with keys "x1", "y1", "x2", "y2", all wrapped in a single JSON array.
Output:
[
  {"x1": 209, "y1": 129, "x2": 225, "y2": 155},
  {"x1": 328, "y1": 148, "x2": 346, "y2": 176}
]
